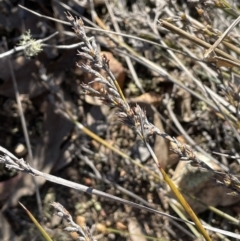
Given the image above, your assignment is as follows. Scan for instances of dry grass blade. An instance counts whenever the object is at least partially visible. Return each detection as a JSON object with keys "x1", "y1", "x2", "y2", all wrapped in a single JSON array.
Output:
[
  {"x1": 159, "y1": 19, "x2": 240, "y2": 67},
  {"x1": 209, "y1": 56, "x2": 240, "y2": 68},
  {"x1": 19, "y1": 202, "x2": 53, "y2": 241},
  {"x1": 0, "y1": 146, "x2": 197, "y2": 225},
  {"x1": 204, "y1": 15, "x2": 240, "y2": 59},
  {"x1": 3, "y1": 38, "x2": 43, "y2": 218},
  {"x1": 0, "y1": 147, "x2": 239, "y2": 239}
]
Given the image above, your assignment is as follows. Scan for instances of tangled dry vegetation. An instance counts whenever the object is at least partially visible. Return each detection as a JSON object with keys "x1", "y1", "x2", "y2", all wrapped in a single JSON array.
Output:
[{"x1": 1, "y1": 0, "x2": 240, "y2": 240}]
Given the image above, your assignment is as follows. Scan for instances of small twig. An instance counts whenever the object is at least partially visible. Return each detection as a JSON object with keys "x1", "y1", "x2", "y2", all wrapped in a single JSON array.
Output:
[
  {"x1": 0, "y1": 32, "x2": 58, "y2": 59},
  {"x1": 159, "y1": 19, "x2": 240, "y2": 67},
  {"x1": 0, "y1": 146, "x2": 192, "y2": 224},
  {"x1": 204, "y1": 15, "x2": 240, "y2": 58},
  {"x1": 3, "y1": 39, "x2": 43, "y2": 218},
  {"x1": 86, "y1": 171, "x2": 151, "y2": 206},
  {"x1": 212, "y1": 151, "x2": 240, "y2": 160},
  {"x1": 105, "y1": 0, "x2": 145, "y2": 93},
  {"x1": 180, "y1": 43, "x2": 237, "y2": 115},
  {"x1": 0, "y1": 146, "x2": 239, "y2": 239},
  {"x1": 169, "y1": 199, "x2": 201, "y2": 238},
  {"x1": 18, "y1": 4, "x2": 205, "y2": 61}
]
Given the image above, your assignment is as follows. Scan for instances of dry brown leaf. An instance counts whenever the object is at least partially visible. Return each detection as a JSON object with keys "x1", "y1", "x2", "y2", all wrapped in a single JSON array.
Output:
[
  {"x1": 0, "y1": 56, "x2": 44, "y2": 98},
  {"x1": 3, "y1": 98, "x2": 73, "y2": 207},
  {"x1": 0, "y1": 49, "x2": 77, "y2": 98},
  {"x1": 207, "y1": 56, "x2": 237, "y2": 68},
  {"x1": 175, "y1": 87, "x2": 192, "y2": 122},
  {"x1": 0, "y1": 211, "x2": 17, "y2": 241},
  {"x1": 167, "y1": 135, "x2": 185, "y2": 167},
  {"x1": 130, "y1": 92, "x2": 162, "y2": 106},
  {"x1": 153, "y1": 112, "x2": 168, "y2": 169},
  {"x1": 84, "y1": 51, "x2": 126, "y2": 92},
  {"x1": 0, "y1": 173, "x2": 22, "y2": 201},
  {"x1": 169, "y1": 152, "x2": 240, "y2": 213}
]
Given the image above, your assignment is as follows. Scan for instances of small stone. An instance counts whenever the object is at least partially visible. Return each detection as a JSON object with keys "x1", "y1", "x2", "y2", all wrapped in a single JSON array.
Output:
[{"x1": 14, "y1": 143, "x2": 27, "y2": 157}]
